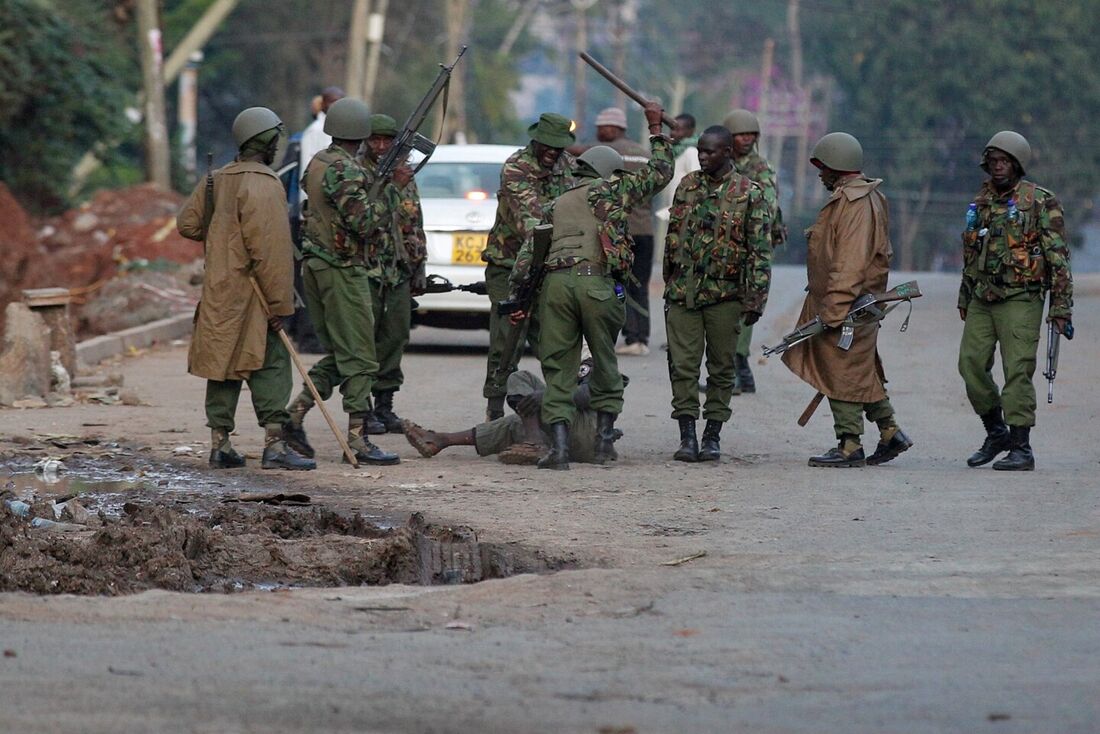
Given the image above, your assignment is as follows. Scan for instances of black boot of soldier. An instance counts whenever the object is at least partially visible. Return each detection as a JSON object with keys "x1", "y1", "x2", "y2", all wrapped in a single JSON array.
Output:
[
  {"x1": 486, "y1": 396, "x2": 505, "y2": 422},
  {"x1": 698, "y1": 420, "x2": 722, "y2": 462},
  {"x1": 284, "y1": 393, "x2": 316, "y2": 458},
  {"x1": 674, "y1": 416, "x2": 699, "y2": 462},
  {"x1": 992, "y1": 426, "x2": 1035, "y2": 471},
  {"x1": 735, "y1": 354, "x2": 756, "y2": 394},
  {"x1": 593, "y1": 411, "x2": 619, "y2": 464},
  {"x1": 364, "y1": 398, "x2": 387, "y2": 435},
  {"x1": 373, "y1": 390, "x2": 404, "y2": 433},
  {"x1": 809, "y1": 435, "x2": 866, "y2": 467},
  {"x1": 967, "y1": 407, "x2": 1011, "y2": 467},
  {"x1": 537, "y1": 422, "x2": 570, "y2": 470},
  {"x1": 260, "y1": 424, "x2": 316, "y2": 470},
  {"x1": 346, "y1": 413, "x2": 400, "y2": 466},
  {"x1": 208, "y1": 428, "x2": 246, "y2": 468}
]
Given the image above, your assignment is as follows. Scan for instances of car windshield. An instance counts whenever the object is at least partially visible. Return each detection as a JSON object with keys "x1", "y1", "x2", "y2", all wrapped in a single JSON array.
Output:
[{"x1": 417, "y1": 162, "x2": 500, "y2": 199}]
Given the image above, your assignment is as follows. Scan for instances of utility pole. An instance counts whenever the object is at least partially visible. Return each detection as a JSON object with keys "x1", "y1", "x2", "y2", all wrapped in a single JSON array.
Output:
[
  {"x1": 136, "y1": 0, "x2": 171, "y2": 189},
  {"x1": 163, "y1": 0, "x2": 239, "y2": 85},
  {"x1": 177, "y1": 51, "x2": 203, "y2": 187},
  {"x1": 440, "y1": 0, "x2": 470, "y2": 143},
  {"x1": 363, "y1": 0, "x2": 389, "y2": 105},
  {"x1": 757, "y1": 37, "x2": 774, "y2": 160},
  {"x1": 572, "y1": 0, "x2": 598, "y2": 136},
  {"x1": 789, "y1": 0, "x2": 809, "y2": 215},
  {"x1": 346, "y1": 0, "x2": 370, "y2": 102}
]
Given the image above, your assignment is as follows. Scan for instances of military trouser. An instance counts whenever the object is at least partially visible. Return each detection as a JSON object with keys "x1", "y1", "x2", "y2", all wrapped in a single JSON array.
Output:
[
  {"x1": 736, "y1": 321, "x2": 753, "y2": 357},
  {"x1": 483, "y1": 262, "x2": 539, "y2": 399},
  {"x1": 205, "y1": 329, "x2": 292, "y2": 431},
  {"x1": 828, "y1": 397, "x2": 896, "y2": 439},
  {"x1": 369, "y1": 277, "x2": 411, "y2": 393},
  {"x1": 475, "y1": 371, "x2": 598, "y2": 461},
  {"x1": 622, "y1": 234, "x2": 654, "y2": 345},
  {"x1": 665, "y1": 299, "x2": 743, "y2": 421},
  {"x1": 300, "y1": 258, "x2": 377, "y2": 415},
  {"x1": 538, "y1": 268, "x2": 626, "y2": 426},
  {"x1": 958, "y1": 291, "x2": 1044, "y2": 427}
]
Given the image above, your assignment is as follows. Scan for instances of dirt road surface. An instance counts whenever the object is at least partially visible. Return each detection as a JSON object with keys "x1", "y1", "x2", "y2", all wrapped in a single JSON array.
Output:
[{"x1": 2, "y1": 267, "x2": 1098, "y2": 733}]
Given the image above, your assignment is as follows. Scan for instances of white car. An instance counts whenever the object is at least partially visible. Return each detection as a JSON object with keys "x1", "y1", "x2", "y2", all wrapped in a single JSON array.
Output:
[{"x1": 412, "y1": 144, "x2": 517, "y2": 329}]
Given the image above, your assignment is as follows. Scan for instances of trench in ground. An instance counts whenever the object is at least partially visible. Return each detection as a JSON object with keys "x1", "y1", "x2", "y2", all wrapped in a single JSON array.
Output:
[{"x1": 1, "y1": 451, "x2": 574, "y2": 595}]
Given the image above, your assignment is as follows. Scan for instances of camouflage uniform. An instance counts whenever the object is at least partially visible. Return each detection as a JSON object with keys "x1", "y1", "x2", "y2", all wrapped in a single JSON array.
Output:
[
  {"x1": 510, "y1": 136, "x2": 674, "y2": 427},
  {"x1": 664, "y1": 166, "x2": 771, "y2": 422},
  {"x1": 295, "y1": 144, "x2": 395, "y2": 416},
  {"x1": 732, "y1": 150, "x2": 786, "y2": 364},
  {"x1": 958, "y1": 179, "x2": 1073, "y2": 428},
  {"x1": 482, "y1": 144, "x2": 577, "y2": 401}
]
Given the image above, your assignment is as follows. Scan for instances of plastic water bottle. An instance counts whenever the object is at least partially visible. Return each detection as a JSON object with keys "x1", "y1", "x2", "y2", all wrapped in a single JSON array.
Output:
[
  {"x1": 614, "y1": 282, "x2": 626, "y2": 303},
  {"x1": 965, "y1": 203, "x2": 978, "y2": 231},
  {"x1": 1007, "y1": 198, "x2": 1019, "y2": 222}
]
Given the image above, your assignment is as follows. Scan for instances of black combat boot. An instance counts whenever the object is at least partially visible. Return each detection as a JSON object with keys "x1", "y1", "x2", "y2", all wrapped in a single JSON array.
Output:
[
  {"x1": 809, "y1": 435, "x2": 866, "y2": 468},
  {"x1": 735, "y1": 354, "x2": 756, "y2": 394},
  {"x1": 593, "y1": 411, "x2": 620, "y2": 464},
  {"x1": 345, "y1": 413, "x2": 401, "y2": 466},
  {"x1": 967, "y1": 408, "x2": 1012, "y2": 467},
  {"x1": 537, "y1": 422, "x2": 570, "y2": 470},
  {"x1": 208, "y1": 427, "x2": 246, "y2": 468},
  {"x1": 261, "y1": 424, "x2": 316, "y2": 470},
  {"x1": 373, "y1": 390, "x2": 404, "y2": 433},
  {"x1": 992, "y1": 426, "x2": 1035, "y2": 471},
  {"x1": 284, "y1": 394, "x2": 316, "y2": 458},
  {"x1": 486, "y1": 396, "x2": 505, "y2": 422},
  {"x1": 698, "y1": 419, "x2": 723, "y2": 461},
  {"x1": 364, "y1": 398, "x2": 387, "y2": 435},
  {"x1": 867, "y1": 426, "x2": 914, "y2": 466},
  {"x1": 674, "y1": 416, "x2": 699, "y2": 462}
]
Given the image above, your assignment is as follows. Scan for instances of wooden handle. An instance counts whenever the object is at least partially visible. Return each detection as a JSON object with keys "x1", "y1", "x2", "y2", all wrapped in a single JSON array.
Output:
[
  {"x1": 579, "y1": 52, "x2": 678, "y2": 129},
  {"x1": 797, "y1": 392, "x2": 825, "y2": 427},
  {"x1": 249, "y1": 277, "x2": 360, "y2": 468}
]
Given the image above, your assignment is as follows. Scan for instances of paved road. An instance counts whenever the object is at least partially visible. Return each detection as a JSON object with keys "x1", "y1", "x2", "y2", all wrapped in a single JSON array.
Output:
[{"x1": 1, "y1": 266, "x2": 1097, "y2": 733}]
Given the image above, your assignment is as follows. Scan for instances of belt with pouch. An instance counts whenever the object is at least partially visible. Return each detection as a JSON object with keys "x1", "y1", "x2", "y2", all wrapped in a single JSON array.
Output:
[{"x1": 547, "y1": 261, "x2": 605, "y2": 277}]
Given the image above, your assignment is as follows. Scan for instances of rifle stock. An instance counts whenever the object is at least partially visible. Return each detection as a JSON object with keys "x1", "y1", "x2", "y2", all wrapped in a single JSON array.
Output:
[{"x1": 493, "y1": 224, "x2": 553, "y2": 381}]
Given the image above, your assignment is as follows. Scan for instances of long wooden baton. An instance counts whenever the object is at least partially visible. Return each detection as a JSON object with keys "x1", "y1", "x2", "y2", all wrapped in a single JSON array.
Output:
[
  {"x1": 797, "y1": 392, "x2": 825, "y2": 427},
  {"x1": 579, "y1": 51, "x2": 678, "y2": 129},
  {"x1": 249, "y1": 277, "x2": 359, "y2": 467}
]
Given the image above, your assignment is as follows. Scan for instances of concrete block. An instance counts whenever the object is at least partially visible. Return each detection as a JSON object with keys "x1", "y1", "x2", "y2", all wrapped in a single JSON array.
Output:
[{"x1": 0, "y1": 303, "x2": 51, "y2": 406}]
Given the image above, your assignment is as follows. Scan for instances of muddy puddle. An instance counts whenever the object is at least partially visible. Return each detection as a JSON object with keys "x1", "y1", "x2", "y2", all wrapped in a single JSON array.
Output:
[{"x1": 1, "y1": 453, "x2": 571, "y2": 596}]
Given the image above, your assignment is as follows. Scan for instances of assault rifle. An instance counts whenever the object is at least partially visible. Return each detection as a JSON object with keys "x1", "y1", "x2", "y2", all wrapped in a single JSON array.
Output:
[
  {"x1": 1043, "y1": 318, "x2": 1074, "y2": 404},
  {"x1": 493, "y1": 224, "x2": 553, "y2": 381},
  {"x1": 763, "y1": 280, "x2": 922, "y2": 357},
  {"x1": 422, "y1": 274, "x2": 488, "y2": 296},
  {"x1": 367, "y1": 46, "x2": 467, "y2": 199}
]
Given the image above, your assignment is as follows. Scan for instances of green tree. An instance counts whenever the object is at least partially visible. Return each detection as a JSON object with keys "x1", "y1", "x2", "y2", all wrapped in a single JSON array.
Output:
[{"x1": 0, "y1": 0, "x2": 136, "y2": 213}]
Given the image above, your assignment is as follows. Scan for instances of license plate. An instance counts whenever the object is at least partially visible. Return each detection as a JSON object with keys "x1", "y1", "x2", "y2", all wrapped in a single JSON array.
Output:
[{"x1": 451, "y1": 233, "x2": 487, "y2": 264}]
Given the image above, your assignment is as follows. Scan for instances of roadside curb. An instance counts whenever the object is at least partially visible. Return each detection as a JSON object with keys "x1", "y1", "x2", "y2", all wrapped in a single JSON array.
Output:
[{"x1": 77, "y1": 312, "x2": 193, "y2": 367}]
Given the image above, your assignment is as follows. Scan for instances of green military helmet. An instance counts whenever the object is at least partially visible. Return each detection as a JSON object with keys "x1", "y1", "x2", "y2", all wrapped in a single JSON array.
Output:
[
  {"x1": 810, "y1": 132, "x2": 863, "y2": 172},
  {"x1": 578, "y1": 145, "x2": 624, "y2": 179},
  {"x1": 324, "y1": 97, "x2": 372, "y2": 140},
  {"x1": 232, "y1": 107, "x2": 282, "y2": 147},
  {"x1": 369, "y1": 113, "x2": 399, "y2": 138},
  {"x1": 982, "y1": 130, "x2": 1031, "y2": 175},
  {"x1": 723, "y1": 108, "x2": 760, "y2": 135}
]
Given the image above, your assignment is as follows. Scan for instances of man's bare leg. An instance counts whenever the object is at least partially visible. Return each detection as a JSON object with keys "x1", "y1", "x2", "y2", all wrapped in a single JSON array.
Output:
[{"x1": 402, "y1": 420, "x2": 474, "y2": 458}]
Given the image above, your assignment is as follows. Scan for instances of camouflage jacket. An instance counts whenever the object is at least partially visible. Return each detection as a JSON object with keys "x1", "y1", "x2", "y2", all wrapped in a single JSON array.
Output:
[
  {"x1": 509, "y1": 136, "x2": 674, "y2": 287},
  {"x1": 959, "y1": 179, "x2": 1073, "y2": 318},
  {"x1": 663, "y1": 165, "x2": 772, "y2": 313},
  {"x1": 302, "y1": 145, "x2": 397, "y2": 265},
  {"x1": 483, "y1": 144, "x2": 577, "y2": 268},
  {"x1": 361, "y1": 163, "x2": 427, "y2": 287},
  {"x1": 733, "y1": 150, "x2": 786, "y2": 248}
]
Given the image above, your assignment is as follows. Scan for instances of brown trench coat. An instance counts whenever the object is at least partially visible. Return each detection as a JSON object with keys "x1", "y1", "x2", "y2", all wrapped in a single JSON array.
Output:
[
  {"x1": 178, "y1": 161, "x2": 295, "y2": 381},
  {"x1": 782, "y1": 176, "x2": 892, "y2": 403}
]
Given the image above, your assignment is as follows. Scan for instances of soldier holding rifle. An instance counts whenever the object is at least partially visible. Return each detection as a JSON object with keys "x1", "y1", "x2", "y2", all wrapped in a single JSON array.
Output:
[
  {"x1": 957, "y1": 131, "x2": 1073, "y2": 471},
  {"x1": 781, "y1": 132, "x2": 913, "y2": 468},
  {"x1": 506, "y1": 100, "x2": 673, "y2": 470}
]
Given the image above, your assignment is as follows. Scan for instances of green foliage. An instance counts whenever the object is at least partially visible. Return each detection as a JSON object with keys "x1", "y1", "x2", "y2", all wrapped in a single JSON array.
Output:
[{"x1": 0, "y1": 0, "x2": 135, "y2": 213}]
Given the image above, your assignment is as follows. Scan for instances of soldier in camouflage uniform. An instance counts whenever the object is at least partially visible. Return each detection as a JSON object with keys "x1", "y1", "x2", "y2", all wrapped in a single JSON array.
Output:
[
  {"x1": 724, "y1": 109, "x2": 786, "y2": 394},
  {"x1": 958, "y1": 131, "x2": 1073, "y2": 471},
  {"x1": 282, "y1": 98, "x2": 404, "y2": 466},
  {"x1": 358, "y1": 113, "x2": 428, "y2": 434},
  {"x1": 508, "y1": 101, "x2": 673, "y2": 470},
  {"x1": 663, "y1": 125, "x2": 772, "y2": 463},
  {"x1": 481, "y1": 113, "x2": 578, "y2": 421}
]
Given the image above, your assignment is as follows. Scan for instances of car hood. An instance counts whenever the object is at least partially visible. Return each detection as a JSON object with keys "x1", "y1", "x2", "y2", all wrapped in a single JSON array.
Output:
[{"x1": 421, "y1": 198, "x2": 498, "y2": 231}]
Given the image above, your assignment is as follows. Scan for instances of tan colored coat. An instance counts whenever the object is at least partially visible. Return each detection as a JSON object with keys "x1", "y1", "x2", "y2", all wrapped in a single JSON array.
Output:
[
  {"x1": 178, "y1": 161, "x2": 294, "y2": 381},
  {"x1": 782, "y1": 176, "x2": 892, "y2": 403}
]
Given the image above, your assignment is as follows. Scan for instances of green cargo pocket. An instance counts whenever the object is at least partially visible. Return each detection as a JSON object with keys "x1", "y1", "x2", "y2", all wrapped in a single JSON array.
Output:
[{"x1": 586, "y1": 288, "x2": 612, "y2": 302}]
